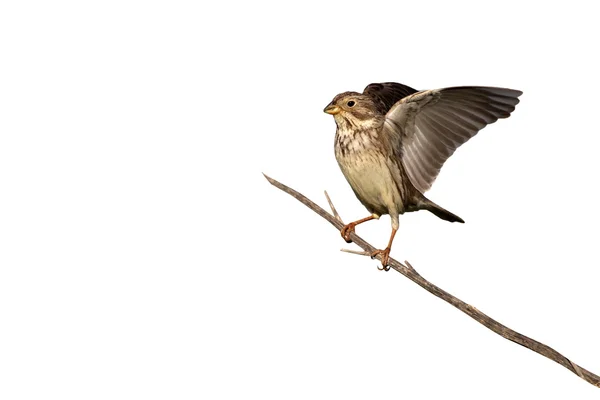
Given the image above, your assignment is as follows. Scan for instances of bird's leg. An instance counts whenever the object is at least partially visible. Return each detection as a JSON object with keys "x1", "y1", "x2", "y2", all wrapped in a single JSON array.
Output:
[
  {"x1": 340, "y1": 215, "x2": 376, "y2": 243},
  {"x1": 371, "y1": 226, "x2": 398, "y2": 271}
]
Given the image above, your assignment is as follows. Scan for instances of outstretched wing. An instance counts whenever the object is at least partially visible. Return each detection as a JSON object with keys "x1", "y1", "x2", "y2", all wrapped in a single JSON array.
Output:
[
  {"x1": 384, "y1": 86, "x2": 522, "y2": 193},
  {"x1": 363, "y1": 82, "x2": 419, "y2": 114}
]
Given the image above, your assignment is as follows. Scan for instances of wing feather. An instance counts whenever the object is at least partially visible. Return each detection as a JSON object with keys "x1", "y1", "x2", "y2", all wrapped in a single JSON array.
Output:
[
  {"x1": 383, "y1": 86, "x2": 522, "y2": 193},
  {"x1": 363, "y1": 82, "x2": 420, "y2": 114}
]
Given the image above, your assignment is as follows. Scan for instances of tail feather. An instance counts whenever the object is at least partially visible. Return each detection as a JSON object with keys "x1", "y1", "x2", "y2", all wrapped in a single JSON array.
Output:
[{"x1": 421, "y1": 198, "x2": 464, "y2": 223}]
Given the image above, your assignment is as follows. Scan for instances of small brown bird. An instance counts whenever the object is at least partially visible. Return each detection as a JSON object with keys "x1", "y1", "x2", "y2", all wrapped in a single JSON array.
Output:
[{"x1": 325, "y1": 82, "x2": 521, "y2": 269}]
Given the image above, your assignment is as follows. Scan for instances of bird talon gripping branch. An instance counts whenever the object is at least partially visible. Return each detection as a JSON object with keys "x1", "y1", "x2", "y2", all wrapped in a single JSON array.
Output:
[
  {"x1": 340, "y1": 215, "x2": 376, "y2": 243},
  {"x1": 340, "y1": 224, "x2": 355, "y2": 243},
  {"x1": 371, "y1": 248, "x2": 391, "y2": 271}
]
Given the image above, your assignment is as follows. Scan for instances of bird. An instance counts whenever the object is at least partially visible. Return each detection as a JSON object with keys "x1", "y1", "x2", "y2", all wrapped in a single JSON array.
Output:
[{"x1": 324, "y1": 82, "x2": 522, "y2": 270}]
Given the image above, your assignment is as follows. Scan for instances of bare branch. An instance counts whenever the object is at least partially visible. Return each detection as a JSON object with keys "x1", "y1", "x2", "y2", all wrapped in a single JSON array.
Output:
[{"x1": 263, "y1": 173, "x2": 600, "y2": 388}]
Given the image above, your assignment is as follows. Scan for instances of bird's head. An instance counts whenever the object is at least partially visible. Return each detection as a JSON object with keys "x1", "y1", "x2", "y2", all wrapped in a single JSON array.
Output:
[{"x1": 324, "y1": 92, "x2": 383, "y2": 130}]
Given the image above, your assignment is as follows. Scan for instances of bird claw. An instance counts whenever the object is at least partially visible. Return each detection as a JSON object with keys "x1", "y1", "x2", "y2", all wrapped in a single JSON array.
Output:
[
  {"x1": 371, "y1": 248, "x2": 391, "y2": 271},
  {"x1": 340, "y1": 223, "x2": 356, "y2": 243}
]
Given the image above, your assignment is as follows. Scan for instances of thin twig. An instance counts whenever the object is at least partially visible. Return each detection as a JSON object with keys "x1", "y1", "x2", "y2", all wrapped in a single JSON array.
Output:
[
  {"x1": 263, "y1": 173, "x2": 600, "y2": 388},
  {"x1": 324, "y1": 190, "x2": 343, "y2": 223},
  {"x1": 340, "y1": 248, "x2": 371, "y2": 256}
]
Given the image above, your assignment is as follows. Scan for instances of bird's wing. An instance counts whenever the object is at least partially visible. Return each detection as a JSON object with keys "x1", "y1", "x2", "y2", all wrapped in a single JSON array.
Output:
[
  {"x1": 363, "y1": 82, "x2": 419, "y2": 114},
  {"x1": 384, "y1": 86, "x2": 522, "y2": 193}
]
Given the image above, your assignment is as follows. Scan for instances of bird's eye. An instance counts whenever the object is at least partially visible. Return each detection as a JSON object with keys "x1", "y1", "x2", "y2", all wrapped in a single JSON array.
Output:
[{"x1": 347, "y1": 100, "x2": 356, "y2": 107}]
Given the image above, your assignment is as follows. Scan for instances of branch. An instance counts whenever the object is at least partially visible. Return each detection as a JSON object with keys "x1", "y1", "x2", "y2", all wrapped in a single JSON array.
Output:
[{"x1": 263, "y1": 173, "x2": 600, "y2": 388}]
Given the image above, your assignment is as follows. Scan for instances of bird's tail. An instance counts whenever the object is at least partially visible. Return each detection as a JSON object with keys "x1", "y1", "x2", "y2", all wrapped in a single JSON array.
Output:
[{"x1": 421, "y1": 198, "x2": 465, "y2": 223}]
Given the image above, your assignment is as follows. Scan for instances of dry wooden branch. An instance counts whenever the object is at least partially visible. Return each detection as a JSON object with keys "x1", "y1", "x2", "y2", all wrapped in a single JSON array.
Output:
[{"x1": 263, "y1": 173, "x2": 600, "y2": 388}]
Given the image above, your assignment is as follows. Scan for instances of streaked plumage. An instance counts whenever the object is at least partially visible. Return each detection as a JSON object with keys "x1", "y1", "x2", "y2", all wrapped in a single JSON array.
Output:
[{"x1": 324, "y1": 82, "x2": 522, "y2": 269}]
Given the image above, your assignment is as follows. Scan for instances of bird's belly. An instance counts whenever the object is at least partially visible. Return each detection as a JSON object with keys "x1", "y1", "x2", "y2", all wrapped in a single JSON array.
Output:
[{"x1": 337, "y1": 151, "x2": 401, "y2": 216}]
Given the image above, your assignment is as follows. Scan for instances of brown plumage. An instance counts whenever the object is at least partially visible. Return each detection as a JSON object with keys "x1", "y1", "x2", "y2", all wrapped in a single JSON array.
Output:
[{"x1": 324, "y1": 82, "x2": 522, "y2": 269}]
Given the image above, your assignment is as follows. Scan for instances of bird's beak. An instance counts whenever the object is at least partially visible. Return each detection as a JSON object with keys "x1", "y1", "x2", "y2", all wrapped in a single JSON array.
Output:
[{"x1": 324, "y1": 104, "x2": 341, "y2": 115}]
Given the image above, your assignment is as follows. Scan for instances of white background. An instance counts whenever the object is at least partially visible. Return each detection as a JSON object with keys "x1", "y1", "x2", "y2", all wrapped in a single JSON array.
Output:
[{"x1": 1, "y1": 0, "x2": 599, "y2": 398}]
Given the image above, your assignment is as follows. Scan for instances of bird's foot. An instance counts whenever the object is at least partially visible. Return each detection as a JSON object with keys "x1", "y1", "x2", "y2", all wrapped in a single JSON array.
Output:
[
  {"x1": 340, "y1": 223, "x2": 357, "y2": 243},
  {"x1": 371, "y1": 248, "x2": 391, "y2": 271}
]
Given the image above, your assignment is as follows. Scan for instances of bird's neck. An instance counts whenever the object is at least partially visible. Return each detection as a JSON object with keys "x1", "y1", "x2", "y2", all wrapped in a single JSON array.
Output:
[{"x1": 334, "y1": 114, "x2": 383, "y2": 132}]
